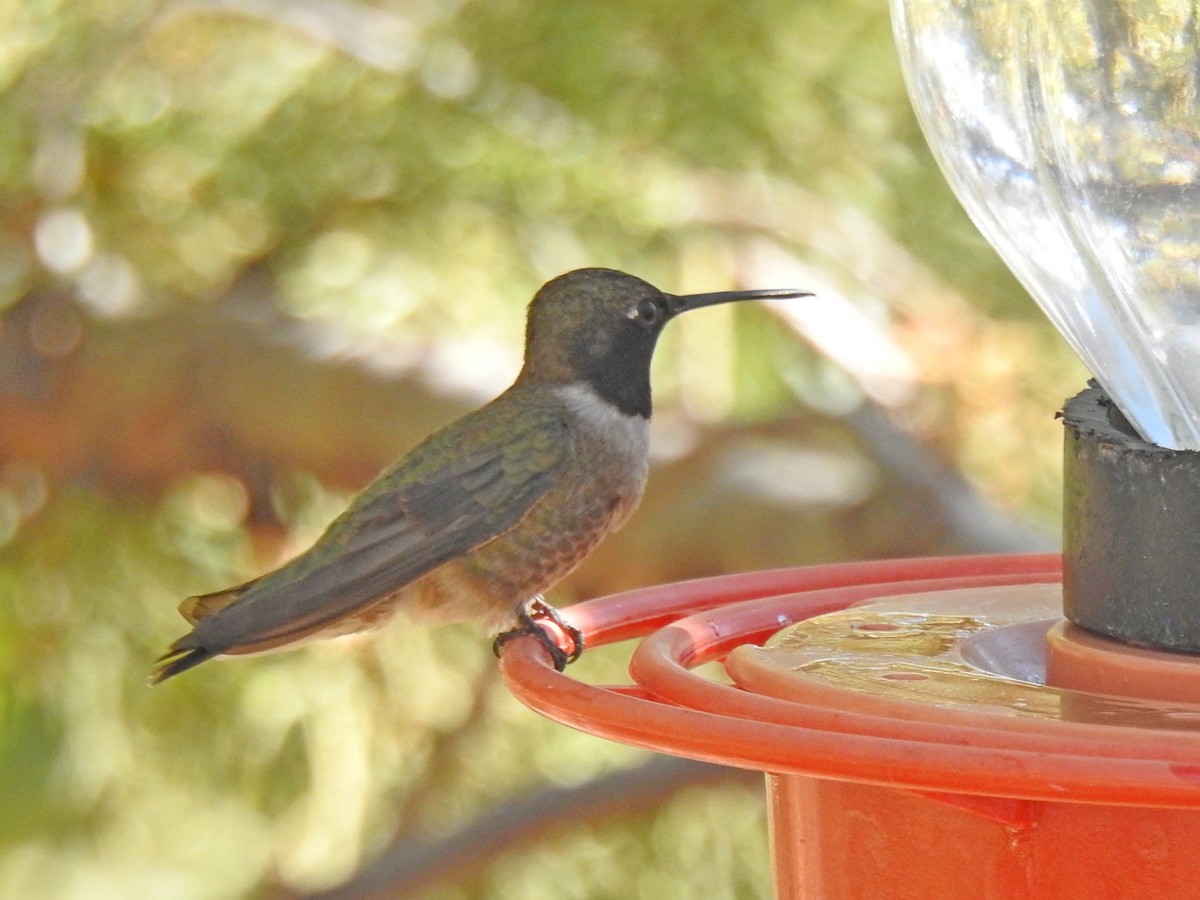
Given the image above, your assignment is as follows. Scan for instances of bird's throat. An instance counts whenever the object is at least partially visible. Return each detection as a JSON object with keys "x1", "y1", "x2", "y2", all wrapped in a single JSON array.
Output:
[{"x1": 578, "y1": 351, "x2": 653, "y2": 418}]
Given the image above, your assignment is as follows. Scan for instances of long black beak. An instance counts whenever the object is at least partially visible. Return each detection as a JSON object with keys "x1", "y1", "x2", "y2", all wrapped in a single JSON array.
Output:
[{"x1": 666, "y1": 287, "x2": 812, "y2": 315}]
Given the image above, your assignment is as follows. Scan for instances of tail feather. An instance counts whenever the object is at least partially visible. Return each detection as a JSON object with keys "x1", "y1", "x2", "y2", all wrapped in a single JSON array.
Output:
[
  {"x1": 178, "y1": 577, "x2": 259, "y2": 625},
  {"x1": 150, "y1": 645, "x2": 216, "y2": 685}
]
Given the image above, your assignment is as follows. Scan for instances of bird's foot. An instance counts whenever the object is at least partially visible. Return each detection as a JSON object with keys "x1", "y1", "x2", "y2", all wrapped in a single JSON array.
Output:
[{"x1": 493, "y1": 596, "x2": 584, "y2": 671}]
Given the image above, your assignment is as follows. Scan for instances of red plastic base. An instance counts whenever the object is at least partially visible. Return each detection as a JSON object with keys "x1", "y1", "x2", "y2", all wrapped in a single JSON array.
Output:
[
  {"x1": 770, "y1": 777, "x2": 1200, "y2": 900},
  {"x1": 498, "y1": 555, "x2": 1200, "y2": 898}
]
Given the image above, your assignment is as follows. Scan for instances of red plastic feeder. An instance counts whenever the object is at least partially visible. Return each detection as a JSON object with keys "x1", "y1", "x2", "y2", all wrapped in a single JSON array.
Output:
[{"x1": 498, "y1": 555, "x2": 1200, "y2": 899}]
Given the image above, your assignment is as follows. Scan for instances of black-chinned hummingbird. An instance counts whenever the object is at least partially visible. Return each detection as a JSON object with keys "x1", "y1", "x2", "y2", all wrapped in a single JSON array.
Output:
[{"x1": 152, "y1": 268, "x2": 808, "y2": 682}]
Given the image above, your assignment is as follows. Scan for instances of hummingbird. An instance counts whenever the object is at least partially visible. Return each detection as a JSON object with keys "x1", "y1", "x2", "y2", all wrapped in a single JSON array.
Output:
[{"x1": 152, "y1": 268, "x2": 808, "y2": 682}]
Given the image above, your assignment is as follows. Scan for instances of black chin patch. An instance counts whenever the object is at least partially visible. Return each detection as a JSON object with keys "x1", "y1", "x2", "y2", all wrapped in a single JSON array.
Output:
[{"x1": 579, "y1": 327, "x2": 655, "y2": 418}]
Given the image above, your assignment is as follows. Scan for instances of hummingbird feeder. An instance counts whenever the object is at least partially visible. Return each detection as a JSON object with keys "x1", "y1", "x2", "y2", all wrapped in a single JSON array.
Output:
[{"x1": 498, "y1": 0, "x2": 1200, "y2": 897}]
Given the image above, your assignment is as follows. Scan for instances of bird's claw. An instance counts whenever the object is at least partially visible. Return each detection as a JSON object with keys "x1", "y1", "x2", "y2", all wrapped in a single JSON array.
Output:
[{"x1": 493, "y1": 597, "x2": 584, "y2": 671}]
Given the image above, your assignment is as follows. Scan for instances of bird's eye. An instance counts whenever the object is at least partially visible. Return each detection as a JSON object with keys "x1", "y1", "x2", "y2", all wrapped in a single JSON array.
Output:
[{"x1": 629, "y1": 298, "x2": 661, "y2": 328}]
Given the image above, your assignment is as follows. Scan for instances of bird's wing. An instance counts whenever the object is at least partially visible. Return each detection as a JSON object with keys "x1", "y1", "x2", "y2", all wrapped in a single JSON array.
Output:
[{"x1": 153, "y1": 405, "x2": 572, "y2": 679}]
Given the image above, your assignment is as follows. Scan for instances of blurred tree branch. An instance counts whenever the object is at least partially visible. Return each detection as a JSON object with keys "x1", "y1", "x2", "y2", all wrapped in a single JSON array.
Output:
[
  {"x1": 165, "y1": 0, "x2": 423, "y2": 72},
  {"x1": 293, "y1": 756, "x2": 755, "y2": 900},
  {"x1": 0, "y1": 282, "x2": 467, "y2": 513}
]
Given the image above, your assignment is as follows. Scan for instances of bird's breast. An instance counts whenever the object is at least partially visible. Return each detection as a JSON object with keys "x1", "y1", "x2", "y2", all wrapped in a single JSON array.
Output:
[
  {"x1": 552, "y1": 381, "x2": 650, "y2": 523},
  {"x1": 425, "y1": 383, "x2": 650, "y2": 621}
]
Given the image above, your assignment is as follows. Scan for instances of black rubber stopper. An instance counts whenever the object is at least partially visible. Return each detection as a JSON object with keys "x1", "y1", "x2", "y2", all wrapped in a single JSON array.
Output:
[{"x1": 1062, "y1": 383, "x2": 1200, "y2": 653}]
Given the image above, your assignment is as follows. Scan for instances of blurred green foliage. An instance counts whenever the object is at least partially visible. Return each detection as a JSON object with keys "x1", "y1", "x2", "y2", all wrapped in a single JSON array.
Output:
[{"x1": 0, "y1": 0, "x2": 1085, "y2": 898}]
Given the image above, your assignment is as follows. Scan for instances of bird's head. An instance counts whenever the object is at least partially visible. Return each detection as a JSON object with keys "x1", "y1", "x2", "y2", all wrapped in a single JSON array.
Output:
[{"x1": 520, "y1": 267, "x2": 808, "y2": 417}]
